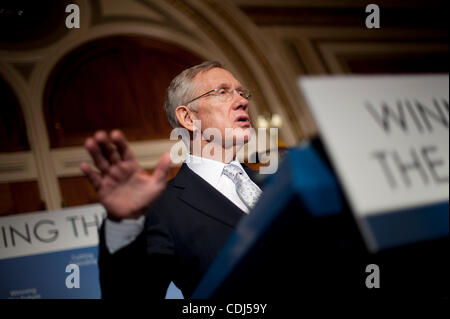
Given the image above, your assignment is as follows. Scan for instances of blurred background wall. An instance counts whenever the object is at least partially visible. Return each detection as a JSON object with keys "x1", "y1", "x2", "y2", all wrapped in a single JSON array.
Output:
[{"x1": 0, "y1": 0, "x2": 448, "y2": 216}]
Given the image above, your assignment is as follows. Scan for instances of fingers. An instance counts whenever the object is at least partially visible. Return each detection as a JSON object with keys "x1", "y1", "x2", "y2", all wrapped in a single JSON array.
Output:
[
  {"x1": 84, "y1": 131, "x2": 121, "y2": 174},
  {"x1": 152, "y1": 152, "x2": 172, "y2": 183},
  {"x1": 95, "y1": 131, "x2": 121, "y2": 165},
  {"x1": 110, "y1": 129, "x2": 136, "y2": 162},
  {"x1": 85, "y1": 137, "x2": 110, "y2": 174},
  {"x1": 80, "y1": 162, "x2": 102, "y2": 190},
  {"x1": 80, "y1": 156, "x2": 135, "y2": 191}
]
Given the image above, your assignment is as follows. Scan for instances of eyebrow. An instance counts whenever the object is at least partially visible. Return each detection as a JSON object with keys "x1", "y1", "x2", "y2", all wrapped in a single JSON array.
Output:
[
  {"x1": 217, "y1": 83, "x2": 230, "y2": 89},
  {"x1": 217, "y1": 83, "x2": 243, "y2": 90}
]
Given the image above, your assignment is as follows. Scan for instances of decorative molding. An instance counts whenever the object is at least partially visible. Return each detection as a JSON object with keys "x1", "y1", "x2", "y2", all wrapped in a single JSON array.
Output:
[
  {"x1": 98, "y1": 0, "x2": 167, "y2": 23},
  {"x1": 0, "y1": 152, "x2": 37, "y2": 182},
  {"x1": 10, "y1": 62, "x2": 35, "y2": 82},
  {"x1": 318, "y1": 41, "x2": 449, "y2": 74},
  {"x1": 259, "y1": 25, "x2": 449, "y2": 136},
  {"x1": 50, "y1": 140, "x2": 179, "y2": 178}
]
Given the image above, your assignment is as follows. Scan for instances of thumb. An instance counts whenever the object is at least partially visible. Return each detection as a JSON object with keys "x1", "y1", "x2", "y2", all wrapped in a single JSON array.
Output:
[{"x1": 153, "y1": 152, "x2": 172, "y2": 183}]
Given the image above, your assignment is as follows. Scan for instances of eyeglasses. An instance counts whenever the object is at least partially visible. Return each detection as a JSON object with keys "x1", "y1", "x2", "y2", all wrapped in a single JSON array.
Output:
[{"x1": 185, "y1": 87, "x2": 252, "y2": 105}]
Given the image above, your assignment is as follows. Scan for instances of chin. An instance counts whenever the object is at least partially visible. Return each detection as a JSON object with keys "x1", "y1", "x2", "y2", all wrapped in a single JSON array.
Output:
[
  {"x1": 241, "y1": 129, "x2": 251, "y2": 143},
  {"x1": 224, "y1": 127, "x2": 252, "y2": 146}
]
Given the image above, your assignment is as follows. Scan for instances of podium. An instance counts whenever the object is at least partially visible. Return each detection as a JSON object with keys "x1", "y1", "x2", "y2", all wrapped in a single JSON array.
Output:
[{"x1": 192, "y1": 139, "x2": 449, "y2": 300}]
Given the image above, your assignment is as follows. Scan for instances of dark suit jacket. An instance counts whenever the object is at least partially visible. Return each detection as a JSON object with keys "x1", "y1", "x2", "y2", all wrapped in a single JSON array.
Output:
[{"x1": 98, "y1": 163, "x2": 262, "y2": 299}]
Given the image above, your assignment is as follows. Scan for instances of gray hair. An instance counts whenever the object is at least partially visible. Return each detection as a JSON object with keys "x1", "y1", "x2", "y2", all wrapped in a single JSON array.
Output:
[{"x1": 164, "y1": 61, "x2": 223, "y2": 128}]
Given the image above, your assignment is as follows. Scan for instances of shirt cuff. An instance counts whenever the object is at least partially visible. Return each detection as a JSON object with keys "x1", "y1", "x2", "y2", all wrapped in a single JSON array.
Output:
[{"x1": 104, "y1": 215, "x2": 145, "y2": 254}]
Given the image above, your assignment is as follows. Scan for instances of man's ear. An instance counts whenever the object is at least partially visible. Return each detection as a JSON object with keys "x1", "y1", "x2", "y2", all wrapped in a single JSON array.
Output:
[{"x1": 175, "y1": 105, "x2": 197, "y2": 132}]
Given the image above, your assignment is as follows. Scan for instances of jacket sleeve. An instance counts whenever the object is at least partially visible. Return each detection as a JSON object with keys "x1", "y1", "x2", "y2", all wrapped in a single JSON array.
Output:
[{"x1": 97, "y1": 207, "x2": 175, "y2": 299}]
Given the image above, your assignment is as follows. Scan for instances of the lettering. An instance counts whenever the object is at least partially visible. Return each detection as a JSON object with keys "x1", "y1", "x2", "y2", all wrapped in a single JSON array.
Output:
[
  {"x1": 365, "y1": 264, "x2": 380, "y2": 288},
  {"x1": 65, "y1": 264, "x2": 80, "y2": 288},
  {"x1": 365, "y1": 4, "x2": 380, "y2": 29},
  {"x1": 365, "y1": 98, "x2": 449, "y2": 135},
  {"x1": 65, "y1": 4, "x2": 80, "y2": 29},
  {"x1": 371, "y1": 145, "x2": 448, "y2": 189}
]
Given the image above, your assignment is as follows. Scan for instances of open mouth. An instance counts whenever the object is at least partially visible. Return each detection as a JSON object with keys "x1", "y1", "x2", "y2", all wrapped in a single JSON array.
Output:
[{"x1": 235, "y1": 115, "x2": 250, "y2": 125}]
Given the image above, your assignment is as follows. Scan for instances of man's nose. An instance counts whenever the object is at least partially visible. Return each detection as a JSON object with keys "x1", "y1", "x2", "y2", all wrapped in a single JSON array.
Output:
[{"x1": 232, "y1": 91, "x2": 249, "y2": 110}]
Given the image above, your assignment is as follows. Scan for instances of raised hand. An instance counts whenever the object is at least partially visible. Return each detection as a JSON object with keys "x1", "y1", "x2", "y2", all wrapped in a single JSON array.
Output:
[{"x1": 80, "y1": 130, "x2": 171, "y2": 221}]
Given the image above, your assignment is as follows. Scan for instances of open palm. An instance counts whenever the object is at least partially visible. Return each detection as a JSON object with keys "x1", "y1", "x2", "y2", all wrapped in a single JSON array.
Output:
[{"x1": 80, "y1": 130, "x2": 171, "y2": 221}]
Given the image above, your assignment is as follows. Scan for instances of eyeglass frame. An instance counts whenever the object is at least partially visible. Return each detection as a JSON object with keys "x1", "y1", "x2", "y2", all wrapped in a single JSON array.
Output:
[{"x1": 184, "y1": 87, "x2": 251, "y2": 105}]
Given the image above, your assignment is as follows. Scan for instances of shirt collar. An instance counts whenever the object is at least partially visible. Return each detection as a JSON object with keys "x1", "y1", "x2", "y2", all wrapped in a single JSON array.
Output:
[{"x1": 186, "y1": 154, "x2": 244, "y2": 186}]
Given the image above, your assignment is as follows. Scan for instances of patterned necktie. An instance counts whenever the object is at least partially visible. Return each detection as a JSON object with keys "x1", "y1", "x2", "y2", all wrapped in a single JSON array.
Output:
[{"x1": 222, "y1": 164, "x2": 262, "y2": 210}]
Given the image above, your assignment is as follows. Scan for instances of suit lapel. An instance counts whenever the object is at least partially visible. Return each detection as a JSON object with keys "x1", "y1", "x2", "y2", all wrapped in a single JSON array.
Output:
[{"x1": 173, "y1": 164, "x2": 246, "y2": 228}]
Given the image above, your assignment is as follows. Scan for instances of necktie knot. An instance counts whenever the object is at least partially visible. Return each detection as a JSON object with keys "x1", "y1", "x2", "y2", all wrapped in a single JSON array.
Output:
[
  {"x1": 222, "y1": 164, "x2": 244, "y2": 183},
  {"x1": 222, "y1": 164, "x2": 262, "y2": 210}
]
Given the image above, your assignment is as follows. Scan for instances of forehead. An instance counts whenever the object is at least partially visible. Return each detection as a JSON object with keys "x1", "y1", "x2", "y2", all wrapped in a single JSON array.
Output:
[{"x1": 193, "y1": 67, "x2": 241, "y2": 90}]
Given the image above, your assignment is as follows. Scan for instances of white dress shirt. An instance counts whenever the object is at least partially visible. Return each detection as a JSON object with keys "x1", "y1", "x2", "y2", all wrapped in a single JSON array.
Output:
[{"x1": 104, "y1": 154, "x2": 259, "y2": 254}]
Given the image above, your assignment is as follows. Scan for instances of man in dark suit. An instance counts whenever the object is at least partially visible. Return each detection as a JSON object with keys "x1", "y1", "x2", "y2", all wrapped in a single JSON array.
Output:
[{"x1": 81, "y1": 61, "x2": 263, "y2": 298}]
